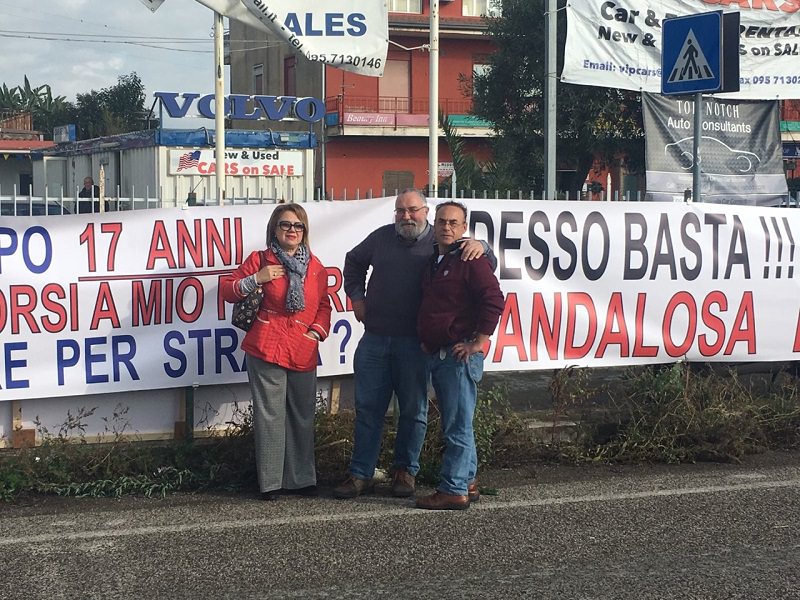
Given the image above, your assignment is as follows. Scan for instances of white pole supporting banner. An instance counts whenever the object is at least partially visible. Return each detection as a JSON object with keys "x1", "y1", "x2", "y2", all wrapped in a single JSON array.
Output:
[
  {"x1": 214, "y1": 11, "x2": 226, "y2": 202},
  {"x1": 544, "y1": 0, "x2": 557, "y2": 200},
  {"x1": 429, "y1": 0, "x2": 440, "y2": 197},
  {"x1": 1, "y1": 198, "x2": 800, "y2": 401}
]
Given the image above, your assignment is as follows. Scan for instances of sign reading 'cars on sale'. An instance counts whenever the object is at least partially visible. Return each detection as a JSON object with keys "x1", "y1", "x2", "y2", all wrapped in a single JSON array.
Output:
[
  {"x1": 168, "y1": 148, "x2": 304, "y2": 176},
  {"x1": 193, "y1": 0, "x2": 388, "y2": 77}
]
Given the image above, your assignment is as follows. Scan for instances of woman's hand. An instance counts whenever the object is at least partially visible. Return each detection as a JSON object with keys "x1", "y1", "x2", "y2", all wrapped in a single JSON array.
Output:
[{"x1": 255, "y1": 264, "x2": 285, "y2": 284}]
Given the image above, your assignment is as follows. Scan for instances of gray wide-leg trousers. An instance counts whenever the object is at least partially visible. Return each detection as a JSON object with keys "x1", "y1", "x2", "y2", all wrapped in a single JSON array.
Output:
[{"x1": 246, "y1": 354, "x2": 317, "y2": 493}]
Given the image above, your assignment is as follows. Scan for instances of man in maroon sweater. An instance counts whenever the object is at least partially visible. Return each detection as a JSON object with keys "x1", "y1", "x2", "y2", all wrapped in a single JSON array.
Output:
[{"x1": 416, "y1": 201, "x2": 504, "y2": 510}]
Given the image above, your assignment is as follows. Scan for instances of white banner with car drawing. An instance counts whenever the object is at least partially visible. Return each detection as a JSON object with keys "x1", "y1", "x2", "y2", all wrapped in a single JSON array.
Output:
[
  {"x1": 641, "y1": 92, "x2": 790, "y2": 205},
  {"x1": 563, "y1": 0, "x2": 800, "y2": 99},
  {"x1": 1, "y1": 198, "x2": 799, "y2": 401}
]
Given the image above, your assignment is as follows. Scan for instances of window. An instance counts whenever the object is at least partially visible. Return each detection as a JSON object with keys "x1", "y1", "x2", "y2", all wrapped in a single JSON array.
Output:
[
  {"x1": 252, "y1": 64, "x2": 263, "y2": 95},
  {"x1": 462, "y1": 0, "x2": 501, "y2": 17},
  {"x1": 464, "y1": 62, "x2": 491, "y2": 98},
  {"x1": 379, "y1": 59, "x2": 410, "y2": 112},
  {"x1": 473, "y1": 63, "x2": 492, "y2": 79},
  {"x1": 383, "y1": 171, "x2": 415, "y2": 194},
  {"x1": 388, "y1": 0, "x2": 421, "y2": 13},
  {"x1": 284, "y1": 56, "x2": 296, "y2": 97}
]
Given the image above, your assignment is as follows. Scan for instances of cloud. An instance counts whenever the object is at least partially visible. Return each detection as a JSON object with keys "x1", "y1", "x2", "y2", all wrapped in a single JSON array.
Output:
[{"x1": 0, "y1": 0, "x2": 219, "y2": 102}]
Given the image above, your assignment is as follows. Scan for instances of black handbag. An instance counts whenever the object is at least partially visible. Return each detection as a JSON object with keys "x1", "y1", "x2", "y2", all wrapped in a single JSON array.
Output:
[{"x1": 231, "y1": 252, "x2": 265, "y2": 332}]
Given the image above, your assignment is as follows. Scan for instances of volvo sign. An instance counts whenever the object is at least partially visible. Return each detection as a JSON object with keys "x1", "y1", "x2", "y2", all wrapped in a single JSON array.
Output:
[{"x1": 154, "y1": 92, "x2": 326, "y2": 123}]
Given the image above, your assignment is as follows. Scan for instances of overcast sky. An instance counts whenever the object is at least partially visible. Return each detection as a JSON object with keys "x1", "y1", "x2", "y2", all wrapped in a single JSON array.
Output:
[{"x1": 0, "y1": 0, "x2": 228, "y2": 103}]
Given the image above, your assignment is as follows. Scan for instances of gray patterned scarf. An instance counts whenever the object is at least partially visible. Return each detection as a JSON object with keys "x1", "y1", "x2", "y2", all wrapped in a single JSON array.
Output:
[{"x1": 270, "y1": 240, "x2": 308, "y2": 313}]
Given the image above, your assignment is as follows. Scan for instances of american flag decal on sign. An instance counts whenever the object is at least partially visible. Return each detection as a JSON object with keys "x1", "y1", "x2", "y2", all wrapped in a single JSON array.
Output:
[{"x1": 177, "y1": 151, "x2": 201, "y2": 172}]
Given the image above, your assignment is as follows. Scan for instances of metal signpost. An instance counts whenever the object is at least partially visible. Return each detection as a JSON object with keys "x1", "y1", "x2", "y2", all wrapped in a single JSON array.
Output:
[{"x1": 661, "y1": 10, "x2": 740, "y2": 203}]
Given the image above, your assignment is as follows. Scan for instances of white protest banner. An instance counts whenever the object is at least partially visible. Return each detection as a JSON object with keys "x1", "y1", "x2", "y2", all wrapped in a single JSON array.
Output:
[
  {"x1": 1, "y1": 198, "x2": 800, "y2": 401},
  {"x1": 193, "y1": 0, "x2": 388, "y2": 77},
  {"x1": 169, "y1": 148, "x2": 304, "y2": 176},
  {"x1": 563, "y1": 0, "x2": 800, "y2": 99}
]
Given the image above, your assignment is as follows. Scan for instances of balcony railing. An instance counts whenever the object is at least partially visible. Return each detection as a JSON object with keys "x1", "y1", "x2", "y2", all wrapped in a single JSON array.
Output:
[{"x1": 325, "y1": 95, "x2": 474, "y2": 116}]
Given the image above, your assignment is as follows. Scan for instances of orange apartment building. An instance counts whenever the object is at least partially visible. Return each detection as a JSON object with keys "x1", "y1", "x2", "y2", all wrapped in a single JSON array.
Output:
[
  {"x1": 228, "y1": 0, "x2": 497, "y2": 199},
  {"x1": 228, "y1": 4, "x2": 800, "y2": 200}
]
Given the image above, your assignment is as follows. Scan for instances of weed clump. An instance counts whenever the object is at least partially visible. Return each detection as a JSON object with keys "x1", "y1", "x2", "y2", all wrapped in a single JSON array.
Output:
[{"x1": 579, "y1": 363, "x2": 800, "y2": 463}]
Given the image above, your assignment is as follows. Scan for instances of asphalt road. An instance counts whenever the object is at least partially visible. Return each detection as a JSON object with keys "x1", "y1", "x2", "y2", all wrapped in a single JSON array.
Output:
[{"x1": 1, "y1": 453, "x2": 798, "y2": 599}]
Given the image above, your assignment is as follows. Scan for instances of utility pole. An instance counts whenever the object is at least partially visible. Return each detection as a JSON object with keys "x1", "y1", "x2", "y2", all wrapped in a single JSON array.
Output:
[
  {"x1": 544, "y1": 0, "x2": 557, "y2": 200},
  {"x1": 214, "y1": 11, "x2": 226, "y2": 203},
  {"x1": 428, "y1": 0, "x2": 440, "y2": 198}
]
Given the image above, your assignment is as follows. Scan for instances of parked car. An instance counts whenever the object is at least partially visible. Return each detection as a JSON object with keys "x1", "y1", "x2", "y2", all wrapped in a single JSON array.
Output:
[{"x1": 0, "y1": 201, "x2": 72, "y2": 216}]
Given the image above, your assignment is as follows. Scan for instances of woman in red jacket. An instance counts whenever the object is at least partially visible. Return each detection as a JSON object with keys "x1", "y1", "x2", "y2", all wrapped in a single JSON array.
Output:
[{"x1": 221, "y1": 204, "x2": 332, "y2": 500}]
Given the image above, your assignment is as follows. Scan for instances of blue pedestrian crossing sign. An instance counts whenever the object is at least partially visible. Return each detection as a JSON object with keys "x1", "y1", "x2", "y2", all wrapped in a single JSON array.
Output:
[
  {"x1": 661, "y1": 10, "x2": 739, "y2": 95},
  {"x1": 662, "y1": 12, "x2": 721, "y2": 94}
]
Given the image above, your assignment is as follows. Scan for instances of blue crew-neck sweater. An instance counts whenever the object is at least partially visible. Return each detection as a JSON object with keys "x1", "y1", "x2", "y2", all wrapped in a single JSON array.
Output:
[{"x1": 344, "y1": 223, "x2": 434, "y2": 337}]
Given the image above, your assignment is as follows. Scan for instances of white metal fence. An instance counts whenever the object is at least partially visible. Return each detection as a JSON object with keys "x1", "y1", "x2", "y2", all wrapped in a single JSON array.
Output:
[
  {"x1": 0, "y1": 189, "x2": 285, "y2": 216},
  {"x1": 1, "y1": 187, "x2": 799, "y2": 215}
]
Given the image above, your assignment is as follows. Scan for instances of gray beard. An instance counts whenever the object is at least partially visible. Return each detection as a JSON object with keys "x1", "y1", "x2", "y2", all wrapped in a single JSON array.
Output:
[{"x1": 395, "y1": 220, "x2": 427, "y2": 240}]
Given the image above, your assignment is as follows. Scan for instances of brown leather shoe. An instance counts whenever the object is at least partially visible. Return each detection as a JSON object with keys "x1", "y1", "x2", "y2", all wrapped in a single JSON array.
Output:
[
  {"x1": 467, "y1": 480, "x2": 480, "y2": 503},
  {"x1": 391, "y1": 469, "x2": 416, "y2": 497},
  {"x1": 332, "y1": 475, "x2": 374, "y2": 499},
  {"x1": 416, "y1": 491, "x2": 469, "y2": 511}
]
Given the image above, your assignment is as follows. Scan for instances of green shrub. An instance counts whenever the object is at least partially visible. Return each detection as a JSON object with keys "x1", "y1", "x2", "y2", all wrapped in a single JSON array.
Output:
[{"x1": 580, "y1": 363, "x2": 800, "y2": 463}]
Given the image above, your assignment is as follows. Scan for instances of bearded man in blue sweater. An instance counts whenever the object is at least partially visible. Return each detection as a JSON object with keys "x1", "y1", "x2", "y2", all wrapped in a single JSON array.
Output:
[{"x1": 333, "y1": 189, "x2": 489, "y2": 499}]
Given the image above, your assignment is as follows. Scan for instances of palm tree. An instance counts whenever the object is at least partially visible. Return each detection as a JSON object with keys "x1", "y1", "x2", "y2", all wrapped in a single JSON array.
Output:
[
  {"x1": 0, "y1": 76, "x2": 72, "y2": 136},
  {"x1": 439, "y1": 112, "x2": 504, "y2": 195}
]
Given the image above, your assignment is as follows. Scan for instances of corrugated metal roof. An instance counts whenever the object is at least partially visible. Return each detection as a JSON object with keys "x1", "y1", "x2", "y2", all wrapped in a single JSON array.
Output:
[{"x1": 38, "y1": 128, "x2": 316, "y2": 157}]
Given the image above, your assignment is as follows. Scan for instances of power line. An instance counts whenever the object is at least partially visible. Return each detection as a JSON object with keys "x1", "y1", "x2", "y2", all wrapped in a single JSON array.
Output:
[
  {"x1": 0, "y1": 28, "x2": 213, "y2": 41},
  {"x1": 0, "y1": 29, "x2": 288, "y2": 54},
  {"x1": 0, "y1": 32, "x2": 212, "y2": 53}
]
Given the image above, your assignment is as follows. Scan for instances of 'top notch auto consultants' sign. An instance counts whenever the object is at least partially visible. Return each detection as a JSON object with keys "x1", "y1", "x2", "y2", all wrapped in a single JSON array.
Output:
[
  {"x1": 193, "y1": 0, "x2": 388, "y2": 77},
  {"x1": 642, "y1": 92, "x2": 788, "y2": 205},
  {"x1": 563, "y1": 0, "x2": 800, "y2": 99}
]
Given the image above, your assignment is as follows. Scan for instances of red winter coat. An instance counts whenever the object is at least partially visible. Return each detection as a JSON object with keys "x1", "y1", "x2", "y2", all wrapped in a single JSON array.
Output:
[{"x1": 221, "y1": 248, "x2": 332, "y2": 372}]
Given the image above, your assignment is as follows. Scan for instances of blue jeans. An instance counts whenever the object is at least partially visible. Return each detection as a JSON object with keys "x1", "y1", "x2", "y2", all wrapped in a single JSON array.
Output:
[
  {"x1": 428, "y1": 347, "x2": 484, "y2": 495},
  {"x1": 349, "y1": 332, "x2": 429, "y2": 480}
]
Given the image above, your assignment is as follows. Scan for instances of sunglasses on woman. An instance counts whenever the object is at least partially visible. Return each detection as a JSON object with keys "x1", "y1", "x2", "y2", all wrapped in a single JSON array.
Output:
[{"x1": 278, "y1": 221, "x2": 306, "y2": 232}]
